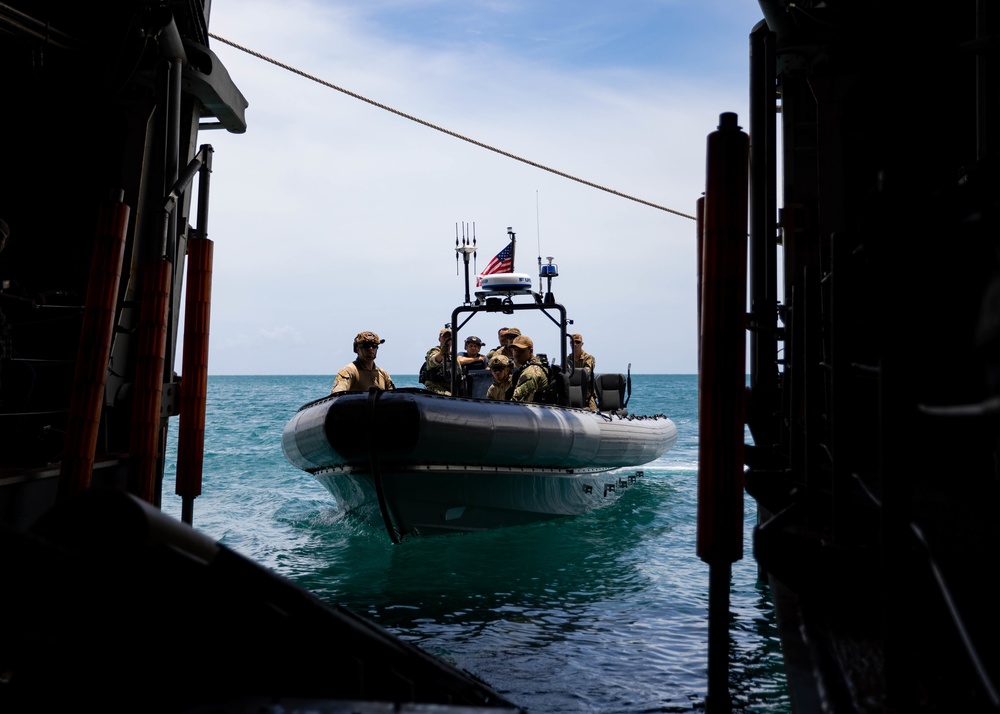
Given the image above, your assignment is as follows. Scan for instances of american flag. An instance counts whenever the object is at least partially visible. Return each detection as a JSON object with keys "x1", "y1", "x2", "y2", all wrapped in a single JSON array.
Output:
[{"x1": 476, "y1": 241, "x2": 514, "y2": 286}]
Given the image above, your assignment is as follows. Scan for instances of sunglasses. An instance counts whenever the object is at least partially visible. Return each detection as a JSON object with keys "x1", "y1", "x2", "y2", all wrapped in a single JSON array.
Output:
[
  {"x1": 573, "y1": 340, "x2": 583, "y2": 344},
  {"x1": 359, "y1": 343, "x2": 379, "y2": 349},
  {"x1": 490, "y1": 365, "x2": 509, "y2": 372}
]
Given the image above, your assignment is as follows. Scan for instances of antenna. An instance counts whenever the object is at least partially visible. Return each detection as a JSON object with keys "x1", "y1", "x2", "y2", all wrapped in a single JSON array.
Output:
[
  {"x1": 455, "y1": 221, "x2": 478, "y2": 306},
  {"x1": 535, "y1": 190, "x2": 542, "y2": 266}
]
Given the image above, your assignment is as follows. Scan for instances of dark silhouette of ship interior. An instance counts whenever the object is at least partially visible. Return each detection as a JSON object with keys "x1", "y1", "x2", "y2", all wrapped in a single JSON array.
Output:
[
  {"x1": 742, "y1": 1, "x2": 1000, "y2": 711},
  {"x1": 0, "y1": 2, "x2": 522, "y2": 711}
]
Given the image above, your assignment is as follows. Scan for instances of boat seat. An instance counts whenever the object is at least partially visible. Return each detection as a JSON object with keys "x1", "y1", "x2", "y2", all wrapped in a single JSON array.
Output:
[
  {"x1": 539, "y1": 365, "x2": 569, "y2": 406},
  {"x1": 465, "y1": 369, "x2": 493, "y2": 398},
  {"x1": 567, "y1": 367, "x2": 592, "y2": 408},
  {"x1": 595, "y1": 373, "x2": 626, "y2": 413}
]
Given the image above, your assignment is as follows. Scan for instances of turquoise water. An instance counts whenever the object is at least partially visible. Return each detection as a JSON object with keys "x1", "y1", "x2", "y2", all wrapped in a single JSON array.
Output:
[{"x1": 162, "y1": 374, "x2": 789, "y2": 713}]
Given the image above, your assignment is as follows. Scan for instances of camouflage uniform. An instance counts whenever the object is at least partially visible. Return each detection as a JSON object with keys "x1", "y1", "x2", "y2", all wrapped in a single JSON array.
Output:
[
  {"x1": 423, "y1": 345, "x2": 453, "y2": 395},
  {"x1": 331, "y1": 330, "x2": 394, "y2": 394},
  {"x1": 573, "y1": 350, "x2": 596, "y2": 371},
  {"x1": 487, "y1": 327, "x2": 521, "y2": 362},
  {"x1": 574, "y1": 351, "x2": 598, "y2": 411},
  {"x1": 571, "y1": 334, "x2": 597, "y2": 411},
  {"x1": 486, "y1": 354, "x2": 513, "y2": 400},
  {"x1": 486, "y1": 374, "x2": 512, "y2": 400},
  {"x1": 511, "y1": 357, "x2": 548, "y2": 403}
]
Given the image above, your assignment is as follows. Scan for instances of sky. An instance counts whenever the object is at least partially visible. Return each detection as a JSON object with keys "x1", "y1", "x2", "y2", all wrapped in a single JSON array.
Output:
[{"x1": 192, "y1": 0, "x2": 766, "y2": 376}]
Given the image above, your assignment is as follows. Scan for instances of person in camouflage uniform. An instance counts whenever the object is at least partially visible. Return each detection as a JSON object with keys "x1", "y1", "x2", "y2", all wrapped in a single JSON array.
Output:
[
  {"x1": 485, "y1": 327, "x2": 508, "y2": 361},
  {"x1": 486, "y1": 353, "x2": 514, "y2": 400},
  {"x1": 570, "y1": 332, "x2": 598, "y2": 411},
  {"x1": 423, "y1": 327, "x2": 455, "y2": 395},
  {"x1": 508, "y1": 334, "x2": 548, "y2": 403},
  {"x1": 487, "y1": 326, "x2": 520, "y2": 362},
  {"x1": 331, "y1": 331, "x2": 395, "y2": 393}
]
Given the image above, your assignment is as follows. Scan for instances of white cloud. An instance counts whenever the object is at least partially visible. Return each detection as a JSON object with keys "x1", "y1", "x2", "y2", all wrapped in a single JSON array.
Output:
[{"x1": 188, "y1": 0, "x2": 763, "y2": 375}]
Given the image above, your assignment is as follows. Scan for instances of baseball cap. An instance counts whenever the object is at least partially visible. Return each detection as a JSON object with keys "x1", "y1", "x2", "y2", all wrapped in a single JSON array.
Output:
[
  {"x1": 465, "y1": 335, "x2": 484, "y2": 345},
  {"x1": 511, "y1": 335, "x2": 533, "y2": 350},
  {"x1": 354, "y1": 331, "x2": 384, "y2": 345},
  {"x1": 570, "y1": 333, "x2": 583, "y2": 341},
  {"x1": 506, "y1": 327, "x2": 522, "y2": 337},
  {"x1": 439, "y1": 327, "x2": 452, "y2": 339}
]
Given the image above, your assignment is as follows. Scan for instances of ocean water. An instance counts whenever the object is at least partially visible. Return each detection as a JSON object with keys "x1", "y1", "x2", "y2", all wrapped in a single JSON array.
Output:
[{"x1": 162, "y1": 374, "x2": 790, "y2": 713}]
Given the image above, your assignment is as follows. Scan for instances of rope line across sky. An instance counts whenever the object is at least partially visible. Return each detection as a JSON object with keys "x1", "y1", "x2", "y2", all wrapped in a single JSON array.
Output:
[{"x1": 209, "y1": 32, "x2": 698, "y2": 222}]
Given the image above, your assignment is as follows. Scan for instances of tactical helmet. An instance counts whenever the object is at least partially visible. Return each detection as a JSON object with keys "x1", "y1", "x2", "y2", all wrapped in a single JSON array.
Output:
[
  {"x1": 488, "y1": 354, "x2": 513, "y2": 370},
  {"x1": 353, "y1": 330, "x2": 385, "y2": 353}
]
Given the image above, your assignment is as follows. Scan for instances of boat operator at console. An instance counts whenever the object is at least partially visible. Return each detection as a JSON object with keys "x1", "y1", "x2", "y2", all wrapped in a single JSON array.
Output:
[{"x1": 571, "y1": 333, "x2": 598, "y2": 411}]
